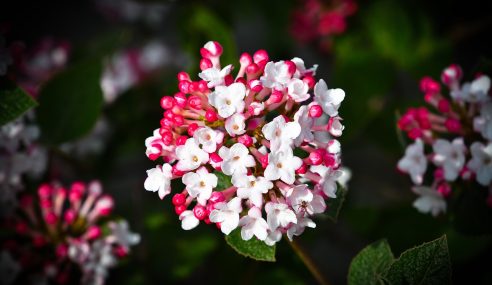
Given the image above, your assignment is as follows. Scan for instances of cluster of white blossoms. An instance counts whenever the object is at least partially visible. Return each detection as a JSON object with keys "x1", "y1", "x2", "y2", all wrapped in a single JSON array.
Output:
[
  {"x1": 144, "y1": 41, "x2": 348, "y2": 245},
  {"x1": 397, "y1": 64, "x2": 492, "y2": 217}
]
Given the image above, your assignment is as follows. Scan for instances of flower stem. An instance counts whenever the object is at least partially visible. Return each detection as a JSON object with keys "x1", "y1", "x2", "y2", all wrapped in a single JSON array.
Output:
[{"x1": 287, "y1": 238, "x2": 332, "y2": 285}]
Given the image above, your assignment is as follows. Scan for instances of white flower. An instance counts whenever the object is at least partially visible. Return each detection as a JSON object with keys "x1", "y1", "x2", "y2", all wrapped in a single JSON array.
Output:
[
  {"x1": 179, "y1": 210, "x2": 200, "y2": 230},
  {"x1": 219, "y1": 143, "x2": 256, "y2": 176},
  {"x1": 199, "y1": 64, "x2": 233, "y2": 88},
  {"x1": 328, "y1": 116, "x2": 344, "y2": 137},
  {"x1": 239, "y1": 207, "x2": 269, "y2": 241},
  {"x1": 225, "y1": 113, "x2": 246, "y2": 137},
  {"x1": 208, "y1": 82, "x2": 246, "y2": 118},
  {"x1": 473, "y1": 102, "x2": 492, "y2": 140},
  {"x1": 467, "y1": 142, "x2": 492, "y2": 186},
  {"x1": 182, "y1": 167, "x2": 217, "y2": 205},
  {"x1": 249, "y1": 101, "x2": 265, "y2": 116},
  {"x1": 412, "y1": 186, "x2": 446, "y2": 217},
  {"x1": 397, "y1": 139, "x2": 428, "y2": 185},
  {"x1": 286, "y1": 184, "x2": 326, "y2": 216},
  {"x1": 287, "y1": 78, "x2": 310, "y2": 102},
  {"x1": 293, "y1": 106, "x2": 314, "y2": 146},
  {"x1": 264, "y1": 229, "x2": 282, "y2": 246},
  {"x1": 209, "y1": 197, "x2": 243, "y2": 235},
  {"x1": 452, "y1": 75, "x2": 490, "y2": 103},
  {"x1": 314, "y1": 79, "x2": 345, "y2": 117},
  {"x1": 145, "y1": 128, "x2": 174, "y2": 160},
  {"x1": 262, "y1": 115, "x2": 301, "y2": 151},
  {"x1": 193, "y1": 127, "x2": 224, "y2": 153},
  {"x1": 175, "y1": 138, "x2": 209, "y2": 171},
  {"x1": 432, "y1": 138, "x2": 466, "y2": 181},
  {"x1": 264, "y1": 148, "x2": 303, "y2": 184},
  {"x1": 337, "y1": 167, "x2": 352, "y2": 189},
  {"x1": 310, "y1": 165, "x2": 343, "y2": 198},
  {"x1": 232, "y1": 174, "x2": 273, "y2": 207},
  {"x1": 260, "y1": 61, "x2": 292, "y2": 89},
  {"x1": 291, "y1": 57, "x2": 317, "y2": 78},
  {"x1": 107, "y1": 221, "x2": 140, "y2": 250},
  {"x1": 286, "y1": 216, "x2": 316, "y2": 241},
  {"x1": 265, "y1": 202, "x2": 297, "y2": 231},
  {"x1": 144, "y1": 164, "x2": 173, "y2": 199}
]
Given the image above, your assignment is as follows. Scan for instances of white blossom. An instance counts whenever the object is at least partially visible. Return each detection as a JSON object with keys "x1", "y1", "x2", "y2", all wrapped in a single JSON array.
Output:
[
  {"x1": 432, "y1": 138, "x2": 466, "y2": 181},
  {"x1": 175, "y1": 138, "x2": 209, "y2": 171},
  {"x1": 239, "y1": 207, "x2": 269, "y2": 241},
  {"x1": 144, "y1": 164, "x2": 173, "y2": 199},
  {"x1": 199, "y1": 64, "x2": 233, "y2": 88},
  {"x1": 467, "y1": 142, "x2": 492, "y2": 186},
  {"x1": 106, "y1": 220, "x2": 141, "y2": 250},
  {"x1": 293, "y1": 106, "x2": 314, "y2": 146},
  {"x1": 193, "y1": 127, "x2": 224, "y2": 153},
  {"x1": 209, "y1": 197, "x2": 243, "y2": 235},
  {"x1": 262, "y1": 115, "x2": 301, "y2": 151},
  {"x1": 286, "y1": 184, "x2": 326, "y2": 216},
  {"x1": 264, "y1": 148, "x2": 303, "y2": 184},
  {"x1": 208, "y1": 82, "x2": 246, "y2": 118},
  {"x1": 397, "y1": 139, "x2": 427, "y2": 185},
  {"x1": 219, "y1": 143, "x2": 256, "y2": 176},
  {"x1": 179, "y1": 210, "x2": 200, "y2": 230},
  {"x1": 314, "y1": 79, "x2": 345, "y2": 117},
  {"x1": 225, "y1": 113, "x2": 246, "y2": 137},
  {"x1": 182, "y1": 167, "x2": 217, "y2": 205},
  {"x1": 232, "y1": 174, "x2": 273, "y2": 207},
  {"x1": 474, "y1": 102, "x2": 492, "y2": 140},
  {"x1": 287, "y1": 78, "x2": 310, "y2": 102},
  {"x1": 260, "y1": 61, "x2": 293, "y2": 89},
  {"x1": 286, "y1": 216, "x2": 316, "y2": 241},
  {"x1": 265, "y1": 202, "x2": 297, "y2": 231},
  {"x1": 310, "y1": 165, "x2": 343, "y2": 198},
  {"x1": 412, "y1": 186, "x2": 447, "y2": 217}
]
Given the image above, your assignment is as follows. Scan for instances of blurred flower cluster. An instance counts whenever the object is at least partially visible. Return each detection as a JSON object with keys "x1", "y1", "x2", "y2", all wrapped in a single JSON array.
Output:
[
  {"x1": 1, "y1": 181, "x2": 140, "y2": 285},
  {"x1": 0, "y1": 112, "x2": 47, "y2": 217},
  {"x1": 290, "y1": 0, "x2": 357, "y2": 51},
  {"x1": 144, "y1": 41, "x2": 348, "y2": 245},
  {"x1": 397, "y1": 64, "x2": 492, "y2": 216}
]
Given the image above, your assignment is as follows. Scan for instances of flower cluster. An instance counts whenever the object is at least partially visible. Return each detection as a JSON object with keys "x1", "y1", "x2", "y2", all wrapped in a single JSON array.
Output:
[
  {"x1": 144, "y1": 41, "x2": 347, "y2": 245},
  {"x1": 290, "y1": 0, "x2": 357, "y2": 51},
  {"x1": 0, "y1": 112, "x2": 47, "y2": 217},
  {"x1": 2, "y1": 181, "x2": 140, "y2": 285},
  {"x1": 397, "y1": 64, "x2": 492, "y2": 217}
]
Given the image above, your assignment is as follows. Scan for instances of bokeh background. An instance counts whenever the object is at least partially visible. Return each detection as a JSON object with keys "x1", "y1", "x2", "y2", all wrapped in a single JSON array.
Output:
[{"x1": 2, "y1": 0, "x2": 492, "y2": 284}]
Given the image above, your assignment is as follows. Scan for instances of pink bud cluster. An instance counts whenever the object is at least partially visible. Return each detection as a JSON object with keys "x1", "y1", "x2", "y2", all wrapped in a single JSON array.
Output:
[
  {"x1": 3, "y1": 181, "x2": 139, "y2": 285},
  {"x1": 144, "y1": 41, "x2": 347, "y2": 245},
  {"x1": 290, "y1": 0, "x2": 357, "y2": 51},
  {"x1": 397, "y1": 64, "x2": 492, "y2": 217}
]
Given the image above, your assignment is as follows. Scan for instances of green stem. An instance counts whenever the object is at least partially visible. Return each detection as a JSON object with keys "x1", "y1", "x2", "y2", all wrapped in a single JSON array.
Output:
[{"x1": 287, "y1": 238, "x2": 332, "y2": 285}]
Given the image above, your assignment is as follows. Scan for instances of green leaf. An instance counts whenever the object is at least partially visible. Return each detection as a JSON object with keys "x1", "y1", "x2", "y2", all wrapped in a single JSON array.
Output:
[
  {"x1": 37, "y1": 59, "x2": 103, "y2": 144},
  {"x1": 214, "y1": 171, "x2": 233, "y2": 191},
  {"x1": 348, "y1": 239, "x2": 394, "y2": 285},
  {"x1": 225, "y1": 228, "x2": 276, "y2": 262},
  {"x1": 386, "y1": 235, "x2": 451, "y2": 285},
  {"x1": 324, "y1": 186, "x2": 347, "y2": 222},
  {"x1": 0, "y1": 86, "x2": 37, "y2": 126}
]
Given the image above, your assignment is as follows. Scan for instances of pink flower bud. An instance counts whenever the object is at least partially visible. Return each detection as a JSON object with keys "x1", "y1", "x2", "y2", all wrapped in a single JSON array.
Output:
[
  {"x1": 248, "y1": 79, "x2": 263, "y2": 92},
  {"x1": 237, "y1": 134, "x2": 253, "y2": 147},
  {"x1": 260, "y1": 155, "x2": 269, "y2": 168},
  {"x1": 437, "y1": 182, "x2": 452, "y2": 198},
  {"x1": 172, "y1": 164, "x2": 185, "y2": 176},
  {"x1": 235, "y1": 77, "x2": 247, "y2": 85},
  {"x1": 56, "y1": 244, "x2": 68, "y2": 258},
  {"x1": 309, "y1": 149, "x2": 324, "y2": 165},
  {"x1": 303, "y1": 75, "x2": 315, "y2": 89},
  {"x1": 284, "y1": 60, "x2": 297, "y2": 76},
  {"x1": 308, "y1": 104, "x2": 323, "y2": 118},
  {"x1": 176, "y1": 136, "x2": 188, "y2": 146},
  {"x1": 200, "y1": 41, "x2": 223, "y2": 58},
  {"x1": 187, "y1": 123, "x2": 199, "y2": 136},
  {"x1": 172, "y1": 193, "x2": 186, "y2": 206},
  {"x1": 441, "y1": 64, "x2": 462, "y2": 85},
  {"x1": 38, "y1": 184, "x2": 53, "y2": 199},
  {"x1": 159, "y1": 129, "x2": 173, "y2": 145},
  {"x1": 240, "y1": 52, "x2": 253, "y2": 66},
  {"x1": 437, "y1": 99, "x2": 450, "y2": 113},
  {"x1": 178, "y1": 80, "x2": 191, "y2": 94},
  {"x1": 193, "y1": 205, "x2": 208, "y2": 220},
  {"x1": 295, "y1": 163, "x2": 307, "y2": 174},
  {"x1": 224, "y1": 74, "x2": 234, "y2": 86},
  {"x1": 174, "y1": 92, "x2": 187, "y2": 108},
  {"x1": 188, "y1": 95, "x2": 202, "y2": 110},
  {"x1": 64, "y1": 209, "x2": 76, "y2": 224},
  {"x1": 45, "y1": 212, "x2": 58, "y2": 225},
  {"x1": 88, "y1": 181, "x2": 102, "y2": 196},
  {"x1": 246, "y1": 63, "x2": 260, "y2": 74},
  {"x1": 270, "y1": 90, "x2": 283, "y2": 103},
  {"x1": 205, "y1": 109, "x2": 218, "y2": 122},
  {"x1": 177, "y1": 71, "x2": 190, "y2": 82},
  {"x1": 40, "y1": 199, "x2": 53, "y2": 209},
  {"x1": 197, "y1": 80, "x2": 209, "y2": 92},
  {"x1": 444, "y1": 118, "x2": 462, "y2": 133},
  {"x1": 33, "y1": 235, "x2": 47, "y2": 247},
  {"x1": 95, "y1": 195, "x2": 114, "y2": 216},
  {"x1": 175, "y1": 205, "x2": 186, "y2": 215},
  {"x1": 160, "y1": 96, "x2": 175, "y2": 109},
  {"x1": 160, "y1": 118, "x2": 174, "y2": 128},
  {"x1": 70, "y1": 182, "x2": 85, "y2": 197},
  {"x1": 253, "y1": 50, "x2": 269, "y2": 65},
  {"x1": 209, "y1": 192, "x2": 225, "y2": 204},
  {"x1": 114, "y1": 245, "x2": 128, "y2": 258},
  {"x1": 419, "y1": 76, "x2": 441, "y2": 94},
  {"x1": 86, "y1": 226, "x2": 101, "y2": 240},
  {"x1": 434, "y1": 168, "x2": 444, "y2": 180},
  {"x1": 200, "y1": 58, "x2": 213, "y2": 70}
]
